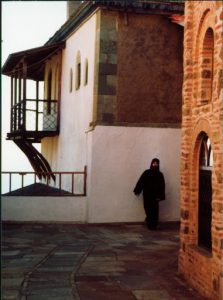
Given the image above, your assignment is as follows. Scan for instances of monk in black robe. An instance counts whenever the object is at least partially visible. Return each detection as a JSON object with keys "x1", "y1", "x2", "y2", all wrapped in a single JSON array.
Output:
[{"x1": 133, "y1": 158, "x2": 165, "y2": 230}]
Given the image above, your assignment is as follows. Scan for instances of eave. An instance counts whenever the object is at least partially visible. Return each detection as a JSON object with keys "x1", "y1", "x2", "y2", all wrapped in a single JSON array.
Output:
[
  {"x1": 2, "y1": 42, "x2": 65, "y2": 81},
  {"x1": 45, "y1": 0, "x2": 184, "y2": 46}
]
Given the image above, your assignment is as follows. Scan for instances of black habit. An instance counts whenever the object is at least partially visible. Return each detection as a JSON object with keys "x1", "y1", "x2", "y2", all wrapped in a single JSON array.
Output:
[{"x1": 133, "y1": 158, "x2": 165, "y2": 229}]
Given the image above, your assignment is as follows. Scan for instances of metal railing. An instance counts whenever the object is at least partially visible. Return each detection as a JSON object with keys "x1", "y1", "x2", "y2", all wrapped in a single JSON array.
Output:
[
  {"x1": 11, "y1": 99, "x2": 58, "y2": 133},
  {"x1": 2, "y1": 166, "x2": 87, "y2": 196}
]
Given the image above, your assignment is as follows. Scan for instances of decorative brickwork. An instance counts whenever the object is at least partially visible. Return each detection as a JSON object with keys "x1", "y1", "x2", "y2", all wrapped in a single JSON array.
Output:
[{"x1": 179, "y1": 2, "x2": 223, "y2": 299}]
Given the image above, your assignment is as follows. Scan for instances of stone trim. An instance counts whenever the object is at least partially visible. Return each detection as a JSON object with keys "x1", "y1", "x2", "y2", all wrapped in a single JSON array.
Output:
[
  {"x1": 91, "y1": 121, "x2": 181, "y2": 128},
  {"x1": 97, "y1": 11, "x2": 118, "y2": 125}
]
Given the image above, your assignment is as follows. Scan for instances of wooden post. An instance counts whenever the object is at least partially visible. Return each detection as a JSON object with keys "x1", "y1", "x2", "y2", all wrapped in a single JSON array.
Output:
[
  {"x1": 9, "y1": 173, "x2": 12, "y2": 194},
  {"x1": 23, "y1": 61, "x2": 27, "y2": 131},
  {"x1": 14, "y1": 76, "x2": 17, "y2": 131},
  {"x1": 84, "y1": 165, "x2": 87, "y2": 196},
  {"x1": 72, "y1": 173, "x2": 74, "y2": 194},
  {"x1": 10, "y1": 76, "x2": 14, "y2": 132},
  {"x1": 14, "y1": 77, "x2": 17, "y2": 105},
  {"x1": 18, "y1": 71, "x2": 22, "y2": 129},
  {"x1": 36, "y1": 81, "x2": 39, "y2": 131},
  {"x1": 59, "y1": 173, "x2": 62, "y2": 191},
  {"x1": 21, "y1": 173, "x2": 24, "y2": 189}
]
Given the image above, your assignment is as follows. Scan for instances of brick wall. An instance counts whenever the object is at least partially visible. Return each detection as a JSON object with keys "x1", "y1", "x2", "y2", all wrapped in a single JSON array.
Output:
[
  {"x1": 117, "y1": 13, "x2": 183, "y2": 126},
  {"x1": 179, "y1": 1, "x2": 223, "y2": 299},
  {"x1": 96, "y1": 10, "x2": 183, "y2": 127}
]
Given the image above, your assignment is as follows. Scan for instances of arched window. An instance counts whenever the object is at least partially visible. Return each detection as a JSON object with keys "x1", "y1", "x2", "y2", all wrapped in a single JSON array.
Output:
[
  {"x1": 84, "y1": 59, "x2": 88, "y2": 86},
  {"x1": 200, "y1": 28, "x2": 214, "y2": 104},
  {"x1": 75, "y1": 51, "x2": 81, "y2": 90},
  {"x1": 69, "y1": 68, "x2": 73, "y2": 93},
  {"x1": 198, "y1": 133, "x2": 212, "y2": 251}
]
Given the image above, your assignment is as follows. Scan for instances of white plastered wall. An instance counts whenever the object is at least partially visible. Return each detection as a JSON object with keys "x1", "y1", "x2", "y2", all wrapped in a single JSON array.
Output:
[
  {"x1": 2, "y1": 125, "x2": 181, "y2": 223},
  {"x1": 2, "y1": 196, "x2": 87, "y2": 222},
  {"x1": 87, "y1": 125, "x2": 181, "y2": 223},
  {"x1": 42, "y1": 13, "x2": 97, "y2": 173}
]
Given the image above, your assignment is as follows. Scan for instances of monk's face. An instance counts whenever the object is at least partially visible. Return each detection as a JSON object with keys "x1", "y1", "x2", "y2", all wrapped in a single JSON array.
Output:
[{"x1": 151, "y1": 161, "x2": 159, "y2": 169}]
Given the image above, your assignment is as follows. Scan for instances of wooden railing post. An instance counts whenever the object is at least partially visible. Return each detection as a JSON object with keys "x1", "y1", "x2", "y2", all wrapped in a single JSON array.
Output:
[
  {"x1": 9, "y1": 173, "x2": 12, "y2": 193},
  {"x1": 72, "y1": 173, "x2": 74, "y2": 194},
  {"x1": 84, "y1": 165, "x2": 87, "y2": 196},
  {"x1": 59, "y1": 173, "x2": 61, "y2": 190}
]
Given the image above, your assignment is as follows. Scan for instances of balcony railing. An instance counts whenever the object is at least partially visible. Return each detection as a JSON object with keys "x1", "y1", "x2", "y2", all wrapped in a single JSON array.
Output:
[
  {"x1": 10, "y1": 99, "x2": 58, "y2": 134},
  {"x1": 2, "y1": 167, "x2": 87, "y2": 196}
]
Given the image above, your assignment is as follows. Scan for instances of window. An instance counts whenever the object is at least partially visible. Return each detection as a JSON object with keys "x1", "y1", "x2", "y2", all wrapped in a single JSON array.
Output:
[
  {"x1": 198, "y1": 133, "x2": 212, "y2": 251},
  {"x1": 84, "y1": 59, "x2": 88, "y2": 85},
  {"x1": 199, "y1": 28, "x2": 214, "y2": 104},
  {"x1": 69, "y1": 68, "x2": 73, "y2": 93},
  {"x1": 75, "y1": 51, "x2": 81, "y2": 90}
]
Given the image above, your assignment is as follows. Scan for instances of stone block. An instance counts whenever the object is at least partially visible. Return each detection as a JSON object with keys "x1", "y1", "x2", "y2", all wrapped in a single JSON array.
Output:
[
  {"x1": 108, "y1": 54, "x2": 117, "y2": 64},
  {"x1": 102, "y1": 113, "x2": 114, "y2": 124},
  {"x1": 106, "y1": 75, "x2": 117, "y2": 87},
  {"x1": 100, "y1": 53, "x2": 108, "y2": 63},
  {"x1": 100, "y1": 40, "x2": 117, "y2": 54},
  {"x1": 98, "y1": 76, "x2": 116, "y2": 95},
  {"x1": 99, "y1": 63, "x2": 117, "y2": 75}
]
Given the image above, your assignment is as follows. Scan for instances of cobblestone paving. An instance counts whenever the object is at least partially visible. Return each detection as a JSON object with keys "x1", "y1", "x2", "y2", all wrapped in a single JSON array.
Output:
[{"x1": 2, "y1": 223, "x2": 207, "y2": 300}]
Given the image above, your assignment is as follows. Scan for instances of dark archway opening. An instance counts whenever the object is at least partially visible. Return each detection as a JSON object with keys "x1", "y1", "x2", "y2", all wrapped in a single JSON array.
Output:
[{"x1": 198, "y1": 133, "x2": 212, "y2": 251}]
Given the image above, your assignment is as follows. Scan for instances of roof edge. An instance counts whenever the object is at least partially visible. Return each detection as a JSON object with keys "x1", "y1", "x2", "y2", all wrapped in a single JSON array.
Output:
[{"x1": 45, "y1": 0, "x2": 184, "y2": 46}]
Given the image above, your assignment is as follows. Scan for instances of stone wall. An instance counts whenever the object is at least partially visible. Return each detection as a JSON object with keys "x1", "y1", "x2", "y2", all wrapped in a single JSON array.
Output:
[{"x1": 179, "y1": 1, "x2": 223, "y2": 299}]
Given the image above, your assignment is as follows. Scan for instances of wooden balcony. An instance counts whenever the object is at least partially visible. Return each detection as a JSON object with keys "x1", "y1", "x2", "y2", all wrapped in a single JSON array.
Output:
[
  {"x1": 2, "y1": 42, "x2": 65, "y2": 176},
  {"x1": 8, "y1": 98, "x2": 59, "y2": 142}
]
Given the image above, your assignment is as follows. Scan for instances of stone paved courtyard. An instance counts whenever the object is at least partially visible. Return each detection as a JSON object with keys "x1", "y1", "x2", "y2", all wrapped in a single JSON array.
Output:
[{"x1": 2, "y1": 222, "x2": 207, "y2": 300}]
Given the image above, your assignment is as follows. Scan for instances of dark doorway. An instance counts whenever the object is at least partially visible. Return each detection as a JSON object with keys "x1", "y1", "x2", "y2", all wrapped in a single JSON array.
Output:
[{"x1": 198, "y1": 134, "x2": 212, "y2": 251}]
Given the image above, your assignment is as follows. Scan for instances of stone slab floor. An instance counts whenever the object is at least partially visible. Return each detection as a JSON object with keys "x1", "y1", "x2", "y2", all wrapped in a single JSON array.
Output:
[{"x1": 2, "y1": 222, "x2": 207, "y2": 300}]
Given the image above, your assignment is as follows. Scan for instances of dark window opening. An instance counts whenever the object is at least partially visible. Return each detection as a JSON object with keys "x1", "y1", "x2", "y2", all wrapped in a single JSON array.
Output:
[
  {"x1": 198, "y1": 134, "x2": 212, "y2": 251},
  {"x1": 69, "y1": 68, "x2": 73, "y2": 93},
  {"x1": 85, "y1": 59, "x2": 88, "y2": 85},
  {"x1": 76, "y1": 62, "x2": 81, "y2": 90},
  {"x1": 200, "y1": 28, "x2": 214, "y2": 104}
]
